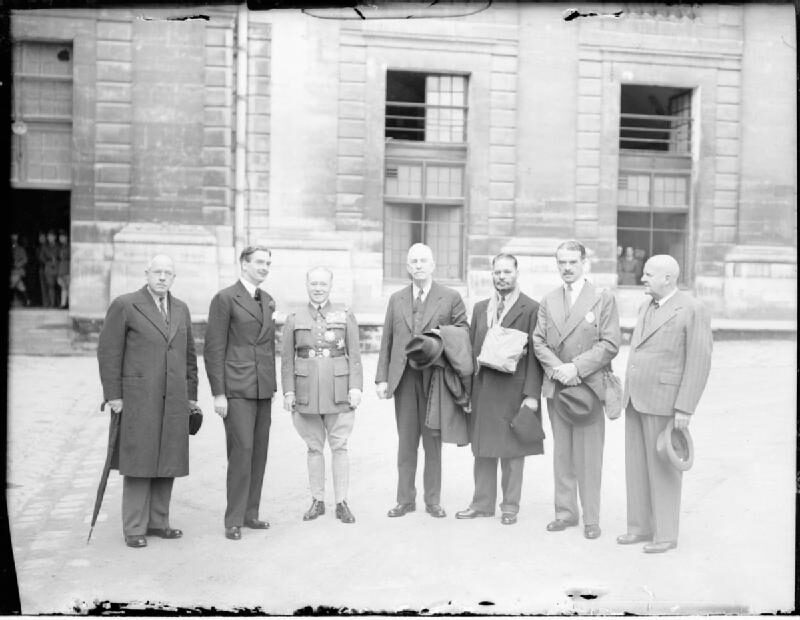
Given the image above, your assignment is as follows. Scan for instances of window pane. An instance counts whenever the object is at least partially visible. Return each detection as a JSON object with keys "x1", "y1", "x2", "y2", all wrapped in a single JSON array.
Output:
[
  {"x1": 653, "y1": 212, "x2": 687, "y2": 231},
  {"x1": 426, "y1": 165, "x2": 463, "y2": 198},
  {"x1": 618, "y1": 173, "x2": 650, "y2": 206},
  {"x1": 653, "y1": 175, "x2": 688, "y2": 207},
  {"x1": 384, "y1": 204, "x2": 423, "y2": 279},
  {"x1": 425, "y1": 205, "x2": 463, "y2": 280},
  {"x1": 618, "y1": 210, "x2": 651, "y2": 229},
  {"x1": 424, "y1": 73, "x2": 466, "y2": 143},
  {"x1": 386, "y1": 164, "x2": 422, "y2": 197}
]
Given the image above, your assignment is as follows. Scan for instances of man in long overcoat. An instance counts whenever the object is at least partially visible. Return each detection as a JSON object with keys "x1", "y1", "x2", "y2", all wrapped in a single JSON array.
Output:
[
  {"x1": 532, "y1": 240, "x2": 620, "y2": 540},
  {"x1": 376, "y1": 243, "x2": 468, "y2": 519},
  {"x1": 282, "y1": 267, "x2": 363, "y2": 523},
  {"x1": 617, "y1": 254, "x2": 712, "y2": 553},
  {"x1": 204, "y1": 245, "x2": 276, "y2": 541},
  {"x1": 456, "y1": 253, "x2": 543, "y2": 525},
  {"x1": 97, "y1": 254, "x2": 198, "y2": 548}
]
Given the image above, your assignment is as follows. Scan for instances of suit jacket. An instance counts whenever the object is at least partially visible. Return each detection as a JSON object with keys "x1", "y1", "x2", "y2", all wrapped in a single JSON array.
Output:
[
  {"x1": 623, "y1": 290, "x2": 713, "y2": 416},
  {"x1": 532, "y1": 281, "x2": 621, "y2": 402},
  {"x1": 281, "y1": 301, "x2": 363, "y2": 414},
  {"x1": 204, "y1": 280, "x2": 277, "y2": 399},
  {"x1": 98, "y1": 286, "x2": 198, "y2": 477},
  {"x1": 470, "y1": 293, "x2": 544, "y2": 457},
  {"x1": 375, "y1": 281, "x2": 468, "y2": 398}
]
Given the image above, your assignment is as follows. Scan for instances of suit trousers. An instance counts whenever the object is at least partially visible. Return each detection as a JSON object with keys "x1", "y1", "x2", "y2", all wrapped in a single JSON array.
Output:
[
  {"x1": 624, "y1": 404, "x2": 682, "y2": 543},
  {"x1": 223, "y1": 397, "x2": 272, "y2": 528},
  {"x1": 122, "y1": 476, "x2": 174, "y2": 536},
  {"x1": 292, "y1": 411, "x2": 355, "y2": 504},
  {"x1": 393, "y1": 366, "x2": 442, "y2": 506},
  {"x1": 548, "y1": 398, "x2": 605, "y2": 525},
  {"x1": 470, "y1": 456, "x2": 524, "y2": 515}
]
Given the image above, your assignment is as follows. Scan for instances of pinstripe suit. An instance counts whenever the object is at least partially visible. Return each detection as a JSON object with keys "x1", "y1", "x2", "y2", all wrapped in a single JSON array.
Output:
[
  {"x1": 533, "y1": 281, "x2": 620, "y2": 526},
  {"x1": 623, "y1": 290, "x2": 712, "y2": 543}
]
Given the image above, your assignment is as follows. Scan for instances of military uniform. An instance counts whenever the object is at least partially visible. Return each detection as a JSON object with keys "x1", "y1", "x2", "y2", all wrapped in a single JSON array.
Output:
[{"x1": 281, "y1": 301, "x2": 363, "y2": 517}]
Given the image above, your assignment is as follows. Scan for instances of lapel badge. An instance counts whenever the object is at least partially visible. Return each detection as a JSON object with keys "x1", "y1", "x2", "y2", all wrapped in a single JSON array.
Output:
[{"x1": 585, "y1": 311, "x2": 596, "y2": 323}]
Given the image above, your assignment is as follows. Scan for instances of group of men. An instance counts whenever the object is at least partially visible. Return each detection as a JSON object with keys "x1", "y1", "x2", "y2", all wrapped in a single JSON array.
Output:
[{"x1": 97, "y1": 240, "x2": 712, "y2": 555}]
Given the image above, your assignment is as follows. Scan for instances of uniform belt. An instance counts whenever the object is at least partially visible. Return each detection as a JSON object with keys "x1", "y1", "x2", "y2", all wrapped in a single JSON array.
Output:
[{"x1": 296, "y1": 348, "x2": 345, "y2": 358}]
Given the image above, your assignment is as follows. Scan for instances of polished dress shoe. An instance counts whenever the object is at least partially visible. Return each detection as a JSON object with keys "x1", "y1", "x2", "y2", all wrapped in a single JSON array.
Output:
[
  {"x1": 146, "y1": 527, "x2": 183, "y2": 539},
  {"x1": 617, "y1": 533, "x2": 652, "y2": 545},
  {"x1": 244, "y1": 518, "x2": 270, "y2": 529},
  {"x1": 336, "y1": 501, "x2": 356, "y2": 524},
  {"x1": 500, "y1": 513, "x2": 518, "y2": 525},
  {"x1": 125, "y1": 535, "x2": 147, "y2": 548},
  {"x1": 387, "y1": 503, "x2": 416, "y2": 517},
  {"x1": 546, "y1": 518, "x2": 578, "y2": 532},
  {"x1": 303, "y1": 499, "x2": 325, "y2": 521},
  {"x1": 225, "y1": 526, "x2": 241, "y2": 540},
  {"x1": 455, "y1": 508, "x2": 494, "y2": 519},
  {"x1": 425, "y1": 504, "x2": 446, "y2": 518},
  {"x1": 643, "y1": 541, "x2": 677, "y2": 554},
  {"x1": 584, "y1": 524, "x2": 601, "y2": 539}
]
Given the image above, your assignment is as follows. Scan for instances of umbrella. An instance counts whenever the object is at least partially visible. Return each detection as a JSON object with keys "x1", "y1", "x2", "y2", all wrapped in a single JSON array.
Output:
[{"x1": 87, "y1": 401, "x2": 120, "y2": 544}]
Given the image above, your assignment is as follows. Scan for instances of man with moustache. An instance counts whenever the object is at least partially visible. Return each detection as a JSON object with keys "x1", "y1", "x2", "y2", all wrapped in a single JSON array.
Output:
[
  {"x1": 376, "y1": 243, "x2": 468, "y2": 519},
  {"x1": 617, "y1": 254, "x2": 712, "y2": 553},
  {"x1": 97, "y1": 255, "x2": 198, "y2": 548},
  {"x1": 455, "y1": 253, "x2": 544, "y2": 525},
  {"x1": 532, "y1": 240, "x2": 620, "y2": 540},
  {"x1": 205, "y1": 245, "x2": 276, "y2": 540},
  {"x1": 282, "y1": 267, "x2": 363, "y2": 524}
]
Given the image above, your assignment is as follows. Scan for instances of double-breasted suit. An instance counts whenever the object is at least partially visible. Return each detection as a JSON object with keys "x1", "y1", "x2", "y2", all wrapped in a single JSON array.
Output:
[
  {"x1": 97, "y1": 286, "x2": 198, "y2": 536},
  {"x1": 467, "y1": 292, "x2": 544, "y2": 515},
  {"x1": 533, "y1": 281, "x2": 620, "y2": 526},
  {"x1": 622, "y1": 290, "x2": 712, "y2": 543},
  {"x1": 376, "y1": 281, "x2": 468, "y2": 507},
  {"x1": 204, "y1": 280, "x2": 277, "y2": 528},
  {"x1": 282, "y1": 302, "x2": 363, "y2": 505}
]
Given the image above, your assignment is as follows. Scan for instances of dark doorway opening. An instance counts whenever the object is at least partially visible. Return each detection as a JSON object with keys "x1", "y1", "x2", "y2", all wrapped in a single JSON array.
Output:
[{"x1": 9, "y1": 189, "x2": 70, "y2": 308}]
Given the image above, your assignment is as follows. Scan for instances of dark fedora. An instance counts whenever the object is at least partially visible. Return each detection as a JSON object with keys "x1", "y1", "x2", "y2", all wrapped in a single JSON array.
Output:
[
  {"x1": 554, "y1": 383, "x2": 599, "y2": 426},
  {"x1": 510, "y1": 404, "x2": 545, "y2": 444},
  {"x1": 405, "y1": 331, "x2": 444, "y2": 370},
  {"x1": 656, "y1": 418, "x2": 694, "y2": 471}
]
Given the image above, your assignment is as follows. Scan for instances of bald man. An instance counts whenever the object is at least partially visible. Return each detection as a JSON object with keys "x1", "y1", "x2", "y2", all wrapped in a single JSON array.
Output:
[
  {"x1": 617, "y1": 255, "x2": 712, "y2": 553},
  {"x1": 376, "y1": 243, "x2": 468, "y2": 518},
  {"x1": 98, "y1": 255, "x2": 198, "y2": 548}
]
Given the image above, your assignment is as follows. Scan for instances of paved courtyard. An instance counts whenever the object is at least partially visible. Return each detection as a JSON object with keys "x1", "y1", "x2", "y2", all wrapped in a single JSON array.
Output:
[{"x1": 5, "y1": 339, "x2": 797, "y2": 614}]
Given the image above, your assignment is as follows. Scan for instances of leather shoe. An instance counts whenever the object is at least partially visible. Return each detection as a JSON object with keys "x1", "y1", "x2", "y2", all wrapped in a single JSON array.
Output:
[
  {"x1": 244, "y1": 518, "x2": 270, "y2": 529},
  {"x1": 303, "y1": 499, "x2": 325, "y2": 521},
  {"x1": 455, "y1": 508, "x2": 494, "y2": 519},
  {"x1": 643, "y1": 541, "x2": 677, "y2": 554},
  {"x1": 146, "y1": 527, "x2": 183, "y2": 539},
  {"x1": 387, "y1": 502, "x2": 416, "y2": 517},
  {"x1": 225, "y1": 526, "x2": 241, "y2": 540},
  {"x1": 546, "y1": 518, "x2": 578, "y2": 532},
  {"x1": 584, "y1": 524, "x2": 601, "y2": 539},
  {"x1": 617, "y1": 533, "x2": 652, "y2": 545},
  {"x1": 336, "y1": 501, "x2": 356, "y2": 524},
  {"x1": 425, "y1": 504, "x2": 446, "y2": 518},
  {"x1": 125, "y1": 535, "x2": 147, "y2": 548},
  {"x1": 500, "y1": 513, "x2": 517, "y2": 525}
]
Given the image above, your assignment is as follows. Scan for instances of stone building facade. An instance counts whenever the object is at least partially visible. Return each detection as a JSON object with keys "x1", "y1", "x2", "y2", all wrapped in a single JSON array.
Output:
[{"x1": 9, "y1": 4, "x2": 796, "y2": 328}]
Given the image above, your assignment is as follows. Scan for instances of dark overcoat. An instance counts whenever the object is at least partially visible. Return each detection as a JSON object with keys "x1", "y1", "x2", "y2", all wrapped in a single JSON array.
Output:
[
  {"x1": 98, "y1": 286, "x2": 198, "y2": 477},
  {"x1": 469, "y1": 293, "x2": 544, "y2": 458}
]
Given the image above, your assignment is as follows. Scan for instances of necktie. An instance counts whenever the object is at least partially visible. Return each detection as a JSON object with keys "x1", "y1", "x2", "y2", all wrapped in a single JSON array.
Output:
[
  {"x1": 254, "y1": 288, "x2": 261, "y2": 302},
  {"x1": 413, "y1": 288, "x2": 423, "y2": 313},
  {"x1": 643, "y1": 299, "x2": 657, "y2": 331},
  {"x1": 565, "y1": 283, "x2": 573, "y2": 313},
  {"x1": 158, "y1": 296, "x2": 169, "y2": 326},
  {"x1": 496, "y1": 293, "x2": 506, "y2": 323}
]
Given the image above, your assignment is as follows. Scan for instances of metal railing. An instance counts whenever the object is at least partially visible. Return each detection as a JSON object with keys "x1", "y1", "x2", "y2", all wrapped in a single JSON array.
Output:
[{"x1": 619, "y1": 112, "x2": 692, "y2": 153}]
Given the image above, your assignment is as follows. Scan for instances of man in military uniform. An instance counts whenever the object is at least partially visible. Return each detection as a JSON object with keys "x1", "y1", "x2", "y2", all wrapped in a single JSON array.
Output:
[{"x1": 282, "y1": 267, "x2": 363, "y2": 523}]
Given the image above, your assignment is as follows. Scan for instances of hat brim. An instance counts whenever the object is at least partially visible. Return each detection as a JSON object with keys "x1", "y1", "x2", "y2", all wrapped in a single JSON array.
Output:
[
  {"x1": 656, "y1": 418, "x2": 694, "y2": 471},
  {"x1": 554, "y1": 383, "x2": 600, "y2": 426},
  {"x1": 406, "y1": 332, "x2": 444, "y2": 370}
]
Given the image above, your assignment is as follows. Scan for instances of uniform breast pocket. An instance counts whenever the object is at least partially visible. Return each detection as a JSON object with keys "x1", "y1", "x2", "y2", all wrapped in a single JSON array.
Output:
[
  {"x1": 333, "y1": 357, "x2": 350, "y2": 404},
  {"x1": 294, "y1": 359, "x2": 310, "y2": 405}
]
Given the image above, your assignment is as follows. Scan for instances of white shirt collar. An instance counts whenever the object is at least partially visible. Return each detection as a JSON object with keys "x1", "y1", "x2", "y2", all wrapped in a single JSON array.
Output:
[
  {"x1": 413, "y1": 281, "x2": 432, "y2": 301},
  {"x1": 655, "y1": 287, "x2": 678, "y2": 307},
  {"x1": 564, "y1": 277, "x2": 586, "y2": 300},
  {"x1": 240, "y1": 277, "x2": 258, "y2": 298},
  {"x1": 147, "y1": 287, "x2": 167, "y2": 308}
]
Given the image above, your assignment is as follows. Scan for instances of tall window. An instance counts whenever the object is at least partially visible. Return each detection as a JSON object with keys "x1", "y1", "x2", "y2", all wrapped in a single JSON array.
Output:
[
  {"x1": 384, "y1": 71, "x2": 468, "y2": 280},
  {"x1": 617, "y1": 85, "x2": 693, "y2": 285},
  {"x1": 11, "y1": 41, "x2": 73, "y2": 188}
]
